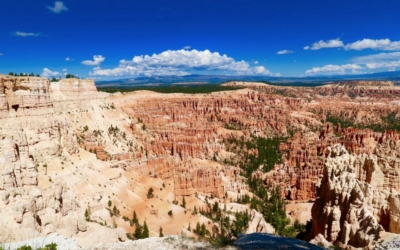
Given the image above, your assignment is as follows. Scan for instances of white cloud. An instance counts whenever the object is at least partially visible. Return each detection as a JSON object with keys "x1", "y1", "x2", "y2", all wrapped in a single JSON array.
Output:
[
  {"x1": 183, "y1": 46, "x2": 191, "y2": 50},
  {"x1": 304, "y1": 38, "x2": 344, "y2": 50},
  {"x1": 351, "y1": 52, "x2": 400, "y2": 70},
  {"x1": 352, "y1": 52, "x2": 400, "y2": 64},
  {"x1": 14, "y1": 31, "x2": 40, "y2": 37},
  {"x1": 277, "y1": 50, "x2": 294, "y2": 55},
  {"x1": 41, "y1": 68, "x2": 60, "y2": 78},
  {"x1": 253, "y1": 61, "x2": 258, "y2": 64},
  {"x1": 305, "y1": 64, "x2": 362, "y2": 75},
  {"x1": 91, "y1": 49, "x2": 272, "y2": 77},
  {"x1": 65, "y1": 57, "x2": 74, "y2": 61},
  {"x1": 0, "y1": 53, "x2": 3, "y2": 56},
  {"x1": 47, "y1": 1, "x2": 68, "y2": 13},
  {"x1": 344, "y1": 38, "x2": 400, "y2": 51},
  {"x1": 253, "y1": 66, "x2": 271, "y2": 75},
  {"x1": 305, "y1": 38, "x2": 400, "y2": 51},
  {"x1": 82, "y1": 55, "x2": 105, "y2": 66},
  {"x1": 365, "y1": 61, "x2": 400, "y2": 69}
]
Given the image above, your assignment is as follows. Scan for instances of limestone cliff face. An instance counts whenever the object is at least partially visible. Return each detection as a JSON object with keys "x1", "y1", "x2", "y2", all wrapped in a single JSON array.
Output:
[
  {"x1": 2, "y1": 182, "x2": 87, "y2": 236},
  {"x1": 0, "y1": 76, "x2": 80, "y2": 190},
  {"x1": 50, "y1": 78, "x2": 108, "y2": 112},
  {"x1": 0, "y1": 76, "x2": 95, "y2": 239},
  {"x1": 311, "y1": 142, "x2": 400, "y2": 249}
]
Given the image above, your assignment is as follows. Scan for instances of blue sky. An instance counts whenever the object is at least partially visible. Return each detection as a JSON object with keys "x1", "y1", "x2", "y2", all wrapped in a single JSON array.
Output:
[{"x1": 1, "y1": 0, "x2": 400, "y2": 79}]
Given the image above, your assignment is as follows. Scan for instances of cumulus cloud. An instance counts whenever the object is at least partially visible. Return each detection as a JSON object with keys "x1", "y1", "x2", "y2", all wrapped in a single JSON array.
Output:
[
  {"x1": 47, "y1": 1, "x2": 68, "y2": 13},
  {"x1": 90, "y1": 49, "x2": 272, "y2": 77},
  {"x1": 344, "y1": 38, "x2": 400, "y2": 51},
  {"x1": 277, "y1": 50, "x2": 294, "y2": 55},
  {"x1": 82, "y1": 55, "x2": 105, "y2": 66},
  {"x1": 253, "y1": 66, "x2": 271, "y2": 75},
  {"x1": 304, "y1": 39, "x2": 344, "y2": 50},
  {"x1": 305, "y1": 64, "x2": 362, "y2": 75},
  {"x1": 183, "y1": 46, "x2": 191, "y2": 50},
  {"x1": 41, "y1": 68, "x2": 60, "y2": 78},
  {"x1": 14, "y1": 31, "x2": 40, "y2": 37},
  {"x1": 65, "y1": 57, "x2": 74, "y2": 61}
]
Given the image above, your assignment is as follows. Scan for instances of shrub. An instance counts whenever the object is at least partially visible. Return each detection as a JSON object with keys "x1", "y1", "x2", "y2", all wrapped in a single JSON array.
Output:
[
  {"x1": 147, "y1": 187, "x2": 154, "y2": 199},
  {"x1": 181, "y1": 196, "x2": 186, "y2": 208}
]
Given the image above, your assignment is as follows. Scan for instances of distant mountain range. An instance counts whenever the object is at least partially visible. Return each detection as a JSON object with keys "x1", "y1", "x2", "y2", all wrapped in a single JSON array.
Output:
[{"x1": 95, "y1": 71, "x2": 400, "y2": 86}]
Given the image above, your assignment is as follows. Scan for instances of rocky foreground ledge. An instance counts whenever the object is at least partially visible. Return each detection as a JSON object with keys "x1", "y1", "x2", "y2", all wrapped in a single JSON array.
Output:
[
  {"x1": 1, "y1": 234, "x2": 216, "y2": 250},
  {"x1": 1, "y1": 233, "x2": 325, "y2": 250}
]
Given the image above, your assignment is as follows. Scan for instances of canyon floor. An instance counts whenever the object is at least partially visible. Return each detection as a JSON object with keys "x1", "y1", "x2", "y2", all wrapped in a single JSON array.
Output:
[{"x1": 1, "y1": 75, "x2": 400, "y2": 249}]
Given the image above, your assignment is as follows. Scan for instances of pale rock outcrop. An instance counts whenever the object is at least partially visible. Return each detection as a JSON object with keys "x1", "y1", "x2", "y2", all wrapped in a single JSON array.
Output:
[
  {"x1": 0, "y1": 76, "x2": 78, "y2": 190},
  {"x1": 311, "y1": 142, "x2": 400, "y2": 249},
  {"x1": 246, "y1": 209, "x2": 275, "y2": 234},
  {"x1": 266, "y1": 125, "x2": 400, "y2": 202},
  {"x1": 0, "y1": 182, "x2": 87, "y2": 240},
  {"x1": 388, "y1": 194, "x2": 400, "y2": 233},
  {"x1": 50, "y1": 78, "x2": 108, "y2": 112},
  {"x1": 0, "y1": 76, "x2": 95, "y2": 241},
  {"x1": 310, "y1": 234, "x2": 331, "y2": 249}
]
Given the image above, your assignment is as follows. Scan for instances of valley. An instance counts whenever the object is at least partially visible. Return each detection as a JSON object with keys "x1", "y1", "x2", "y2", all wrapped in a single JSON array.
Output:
[{"x1": 1, "y1": 75, "x2": 400, "y2": 249}]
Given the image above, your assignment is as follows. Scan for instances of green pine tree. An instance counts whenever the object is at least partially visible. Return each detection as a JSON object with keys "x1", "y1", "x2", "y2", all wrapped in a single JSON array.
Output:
[
  {"x1": 132, "y1": 211, "x2": 138, "y2": 224},
  {"x1": 182, "y1": 196, "x2": 186, "y2": 208},
  {"x1": 159, "y1": 226, "x2": 164, "y2": 237},
  {"x1": 143, "y1": 220, "x2": 149, "y2": 238}
]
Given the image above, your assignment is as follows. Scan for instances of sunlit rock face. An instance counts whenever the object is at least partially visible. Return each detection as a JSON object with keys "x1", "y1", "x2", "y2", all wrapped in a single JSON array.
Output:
[
  {"x1": 310, "y1": 142, "x2": 400, "y2": 249},
  {"x1": 0, "y1": 75, "x2": 97, "y2": 242},
  {"x1": 1, "y1": 77, "x2": 400, "y2": 247},
  {"x1": 0, "y1": 76, "x2": 78, "y2": 189},
  {"x1": 265, "y1": 125, "x2": 400, "y2": 202}
]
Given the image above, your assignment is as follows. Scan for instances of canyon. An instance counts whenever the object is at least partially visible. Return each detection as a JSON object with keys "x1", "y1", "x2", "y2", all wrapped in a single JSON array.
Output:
[{"x1": 1, "y1": 75, "x2": 400, "y2": 249}]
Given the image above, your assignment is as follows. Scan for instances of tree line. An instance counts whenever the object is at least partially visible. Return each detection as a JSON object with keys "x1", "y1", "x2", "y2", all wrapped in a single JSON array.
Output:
[
  {"x1": 7, "y1": 72, "x2": 79, "y2": 81},
  {"x1": 8, "y1": 72, "x2": 40, "y2": 77}
]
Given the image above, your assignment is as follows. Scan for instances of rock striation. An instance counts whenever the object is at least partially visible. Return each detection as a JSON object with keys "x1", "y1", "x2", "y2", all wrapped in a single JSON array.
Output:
[
  {"x1": 315, "y1": 80, "x2": 400, "y2": 98},
  {"x1": 0, "y1": 75, "x2": 108, "y2": 243},
  {"x1": 310, "y1": 142, "x2": 400, "y2": 249},
  {"x1": 265, "y1": 124, "x2": 400, "y2": 202},
  {"x1": 246, "y1": 209, "x2": 275, "y2": 234},
  {"x1": 0, "y1": 76, "x2": 78, "y2": 190}
]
